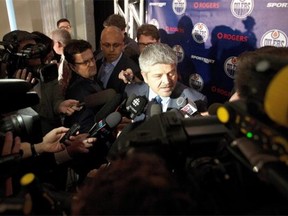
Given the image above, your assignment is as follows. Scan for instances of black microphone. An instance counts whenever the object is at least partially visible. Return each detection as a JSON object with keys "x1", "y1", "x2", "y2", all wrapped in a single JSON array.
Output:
[
  {"x1": 94, "y1": 93, "x2": 123, "y2": 122},
  {"x1": 89, "y1": 112, "x2": 122, "y2": 139},
  {"x1": 208, "y1": 103, "x2": 223, "y2": 115},
  {"x1": 82, "y1": 88, "x2": 116, "y2": 108},
  {"x1": 126, "y1": 95, "x2": 148, "y2": 119},
  {"x1": 117, "y1": 93, "x2": 137, "y2": 118}
]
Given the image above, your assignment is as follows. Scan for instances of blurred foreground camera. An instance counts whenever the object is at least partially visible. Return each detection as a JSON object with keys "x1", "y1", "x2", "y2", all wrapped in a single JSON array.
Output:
[
  {"x1": 0, "y1": 107, "x2": 42, "y2": 144},
  {"x1": 0, "y1": 79, "x2": 42, "y2": 144}
]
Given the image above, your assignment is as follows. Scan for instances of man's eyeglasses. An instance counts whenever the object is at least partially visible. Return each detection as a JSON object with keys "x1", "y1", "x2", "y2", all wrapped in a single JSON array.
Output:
[
  {"x1": 59, "y1": 25, "x2": 71, "y2": 30},
  {"x1": 74, "y1": 57, "x2": 95, "y2": 67}
]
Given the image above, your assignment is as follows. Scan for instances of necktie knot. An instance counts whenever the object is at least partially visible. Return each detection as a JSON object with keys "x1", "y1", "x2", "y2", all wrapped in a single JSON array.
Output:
[{"x1": 154, "y1": 95, "x2": 162, "y2": 105}]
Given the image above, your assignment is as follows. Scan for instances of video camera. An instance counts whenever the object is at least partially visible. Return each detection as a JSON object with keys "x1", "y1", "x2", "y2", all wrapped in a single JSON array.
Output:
[
  {"x1": 0, "y1": 79, "x2": 42, "y2": 144},
  {"x1": 0, "y1": 40, "x2": 58, "y2": 83}
]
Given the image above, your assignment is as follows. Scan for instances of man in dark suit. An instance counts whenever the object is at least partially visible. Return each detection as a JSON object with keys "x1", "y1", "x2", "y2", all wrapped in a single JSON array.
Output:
[
  {"x1": 125, "y1": 43, "x2": 207, "y2": 121},
  {"x1": 96, "y1": 26, "x2": 141, "y2": 93}
]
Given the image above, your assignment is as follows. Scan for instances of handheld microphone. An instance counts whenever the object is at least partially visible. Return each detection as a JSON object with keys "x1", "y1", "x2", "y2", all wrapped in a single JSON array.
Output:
[
  {"x1": 89, "y1": 112, "x2": 122, "y2": 139},
  {"x1": 82, "y1": 89, "x2": 117, "y2": 108},
  {"x1": 126, "y1": 95, "x2": 148, "y2": 119},
  {"x1": 180, "y1": 100, "x2": 198, "y2": 118},
  {"x1": 117, "y1": 93, "x2": 137, "y2": 118}
]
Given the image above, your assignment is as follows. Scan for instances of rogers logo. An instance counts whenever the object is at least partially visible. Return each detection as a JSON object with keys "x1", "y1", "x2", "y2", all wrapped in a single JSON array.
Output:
[
  {"x1": 193, "y1": 2, "x2": 220, "y2": 9},
  {"x1": 230, "y1": 0, "x2": 254, "y2": 19},
  {"x1": 224, "y1": 56, "x2": 238, "y2": 79},
  {"x1": 211, "y1": 86, "x2": 232, "y2": 97},
  {"x1": 217, "y1": 32, "x2": 248, "y2": 42},
  {"x1": 192, "y1": 22, "x2": 209, "y2": 44},
  {"x1": 267, "y1": 2, "x2": 288, "y2": 8},
  {"x1": 260, "y1": 29, "x2": 288, "y2": 47}
]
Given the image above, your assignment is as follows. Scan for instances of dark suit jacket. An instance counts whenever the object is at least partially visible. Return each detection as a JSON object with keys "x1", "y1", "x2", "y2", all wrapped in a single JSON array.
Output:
[
  {"x1": 96, "y1": 53, "x2": 141, "y2": 93},
  {"x1": 125, "y1": 81, "x2": 207, "y2": 121}
]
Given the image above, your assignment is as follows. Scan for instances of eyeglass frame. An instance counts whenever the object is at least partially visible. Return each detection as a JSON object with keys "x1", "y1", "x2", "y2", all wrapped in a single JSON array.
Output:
[{"x1": 74, "y1": 56, "x2": 95, "y2": 67}]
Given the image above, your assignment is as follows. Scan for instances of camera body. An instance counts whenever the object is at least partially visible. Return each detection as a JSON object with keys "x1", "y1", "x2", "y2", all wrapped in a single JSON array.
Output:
[
  {"x1": 0, "y1": 79, "x2": 42, "y2": 144},
  {"x1": 0, "y1": 41, "x2": 58, "y2": 83}
]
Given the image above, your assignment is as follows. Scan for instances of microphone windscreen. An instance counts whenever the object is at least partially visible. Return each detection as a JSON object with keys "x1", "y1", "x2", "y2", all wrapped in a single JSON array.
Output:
[
  {"x1": 208, "y1": 103, "x2": 223, "y2": 115},
  {"x1": 106, "y1": 112, "x2": 122, "y2": 128},
  {"x1": 194, "y1": 100, "x2": 208, "y2": 112},
  {"x1": 150, "y1": 104, "x2": 162, "y2": 117},
  {"x1": 84, "y1": 88, "x2": 116, "y2": 108},
  {"x1": 264, "y1": 65, "x2": 288, "y2": 127},
  {"x1": 126, "y1": 93, "x2": 137, "y2": 107},
  {"x1": 94, "y1": 93, "x2": 123, "y2": 122}
]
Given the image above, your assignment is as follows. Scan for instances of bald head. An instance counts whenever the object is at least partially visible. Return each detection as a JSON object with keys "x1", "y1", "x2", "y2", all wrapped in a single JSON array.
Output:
[{"x1": 100, "y1": 26, "x2": 124, "y2": 63}]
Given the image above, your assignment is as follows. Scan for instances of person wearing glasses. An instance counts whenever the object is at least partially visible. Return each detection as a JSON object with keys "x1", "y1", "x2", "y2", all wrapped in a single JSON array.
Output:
[
  {"x1": 57, "y1": 18, "x2": 72, "y2": 34},
  {"x1": 63, "y1": 39, "x2": 103, "y2": 133},
  {"x1": 96, "y1": 26, "x2": 141, "y2": 93}
]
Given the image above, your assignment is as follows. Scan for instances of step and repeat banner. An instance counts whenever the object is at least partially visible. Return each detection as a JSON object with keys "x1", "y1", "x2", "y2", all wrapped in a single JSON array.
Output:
[{"x1": 146, "y1": 0, "x2": 288, "y2": 105}]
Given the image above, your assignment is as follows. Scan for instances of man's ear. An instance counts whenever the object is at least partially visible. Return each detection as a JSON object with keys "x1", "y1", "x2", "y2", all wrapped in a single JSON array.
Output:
[{"x1": 141, "y1": 72, "x2": 148, "y2": 83}]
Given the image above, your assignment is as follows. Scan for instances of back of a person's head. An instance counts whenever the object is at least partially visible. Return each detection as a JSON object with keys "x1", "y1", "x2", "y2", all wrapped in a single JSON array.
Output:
[
  {"x1": 51, "y1": 29, "x2": 72, "y2": 46},
  {"x1": 235, "y1": 48, "x2": 288, "y2": 102},
  {"x1": 103, "y1": 14, "x2": 126, "y2": 31},
  {"x1": 31, "y1": 31, "x2": 53, "y2": 57},
  {"x1": 137, "y1": 24, "x2": 160, "y2": 41},
  {"x1": 72, "y1": 152, "x2": 195, "y2": 215}
]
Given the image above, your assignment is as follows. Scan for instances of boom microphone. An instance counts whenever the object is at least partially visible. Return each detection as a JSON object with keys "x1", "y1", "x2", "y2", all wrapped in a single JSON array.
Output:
[{"x1": 83, "y1": 89, "x2": 116, "y2": 108}]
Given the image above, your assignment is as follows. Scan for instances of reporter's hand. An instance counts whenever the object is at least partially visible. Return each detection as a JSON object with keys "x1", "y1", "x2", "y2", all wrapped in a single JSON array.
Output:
[
  {"x1": 116, "y1": 117, "x2": 132, "y2": 137},
  {"x1": 64, "y1": 133, "x2": 96, "y2": 156},
  {"x1": 2, "y1": 131, "x2": 21, "y2": 156},
  {"x1": 58, "y1": 99, "x2": 81, "y2": 116},
  {"x1": 15, "y1": 68, "x2": 37, "y2": 85},
  {"x1": 118, "y1": 68, "x2": 134, "y2": 84},
  {"x1": 40, "y1": 126, "x2": 70, "y2": 153}
]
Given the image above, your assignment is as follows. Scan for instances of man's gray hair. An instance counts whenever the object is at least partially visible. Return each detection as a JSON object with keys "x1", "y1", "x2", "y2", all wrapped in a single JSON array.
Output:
[
  {"x1": 139, "y1": 43, "x2": 177, "y2": 72},
  {"x1": 51, "y1": 28, "x2": 71, "y2": 46}
]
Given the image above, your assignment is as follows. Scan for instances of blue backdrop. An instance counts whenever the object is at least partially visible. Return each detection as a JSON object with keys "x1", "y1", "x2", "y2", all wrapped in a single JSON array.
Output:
[{"x1": 146, "y1": 0, "x2": 288, "y2": 105}]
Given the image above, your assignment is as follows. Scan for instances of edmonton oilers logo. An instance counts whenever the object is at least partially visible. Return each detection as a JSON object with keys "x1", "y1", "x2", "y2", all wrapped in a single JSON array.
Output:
[
  {"x1": 230, "y1": 0, "x2": 254, "y2": 19},
  {"x1": 189, "y1": 73, "x2": 204, "y2": 91},
  {"x1": 149, "y1": 19, "x2": 159, "y2": 30},
  {"x1": 260, "y1": 29, "x2": 288, "y2": 47},
  {"x1": 224, "y1": 56, "x2": 238, "y2": 79},
  {"x1": 173, "y1": 45, "x2": 184, "y2": 63},
  {"x1": 172, "y1": 0, "x2": 187, "y2": 16},
  {"x1": 192, "y1": 23, "x2": 209, "y2": 44}
]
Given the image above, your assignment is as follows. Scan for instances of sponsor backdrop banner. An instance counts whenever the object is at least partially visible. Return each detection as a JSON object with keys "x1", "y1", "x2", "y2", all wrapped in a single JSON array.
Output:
[{"x1": 146, "y1": 0, "x2": 288, "y2": 105}]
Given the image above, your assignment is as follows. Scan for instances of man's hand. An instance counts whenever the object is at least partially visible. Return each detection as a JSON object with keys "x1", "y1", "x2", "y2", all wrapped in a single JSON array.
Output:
[
  {"x1": 64, "y1": 133, "x2": 96, "y2": 156},
  {"x1": 118, "y1": 68, "x2": 135, "y2": 84},
  {"x1": 58, "y1": 99, "x2": 81, "y2": 116},
  {"x1": 15, "y1": 68, "x2": 37, "y2": 85}
]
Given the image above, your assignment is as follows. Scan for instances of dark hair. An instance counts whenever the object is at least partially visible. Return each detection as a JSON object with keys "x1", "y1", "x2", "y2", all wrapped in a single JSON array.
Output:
[
  {"x1": 103, "y1": 14, "x2": 126, "y2": 31},
  {"x1": 235, "y1": 48, "x2": 288, "y2": 102},
  {"x1": 137, "y1": 24, "x2": 160, "y2": 41},
  {"x1": 63, "y1": 39, "x2": 92, "y2": 65},
  {"x1": 72, "y1": 153, "x2": 195, "y2": 215},
  {"x1": 57, "y1": 18, "x2": 70, "y2": 27},
  {"x1": 31, "y1": 31, "x2": 53, "y2": 58}
]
